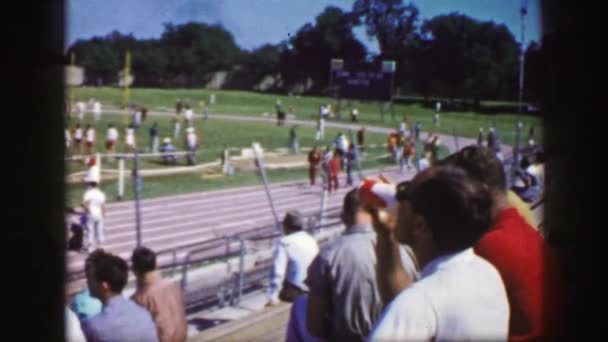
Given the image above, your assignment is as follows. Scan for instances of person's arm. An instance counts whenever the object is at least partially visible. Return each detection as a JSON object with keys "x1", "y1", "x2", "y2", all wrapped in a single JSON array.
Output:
[
  {"x1": 369, "y1": 208, "x2": 414, "y2": 306},
  {"x1": 267, "y1": 243, "x2": 287, "y2": 305},
  {"x1": 305, "y1": 255, "x2": 332, "y2": 338}
]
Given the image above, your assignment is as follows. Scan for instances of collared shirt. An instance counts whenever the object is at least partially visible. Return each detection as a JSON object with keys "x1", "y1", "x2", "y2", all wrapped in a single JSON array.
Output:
[
  {"x1": 268, "y1": 231, "x2": 319, "y2": 301},
  {"x1": 369, "y1": 248, "x2": 509, "y2": 342},
  {"x1": 82, "y1": 295, "x2": 159, "y2": 342},
  {"x1": 305, "y1": 224, "x2": 384, "y2": 341},
  {"x1": 131, "y1": 272, "x2": 188, "y2": 342},
  {"x1": 70, "y1": 288, "x2": 102, "y2": 322}
]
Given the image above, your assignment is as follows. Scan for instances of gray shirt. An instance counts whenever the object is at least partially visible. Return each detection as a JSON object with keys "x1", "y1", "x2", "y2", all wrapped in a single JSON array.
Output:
[
  {"x1": 82, "y1": 295, "x2": 159, "y2": 342},
  {"x1": 305, "y1": 224, "x2": 382, "y2": 341}
]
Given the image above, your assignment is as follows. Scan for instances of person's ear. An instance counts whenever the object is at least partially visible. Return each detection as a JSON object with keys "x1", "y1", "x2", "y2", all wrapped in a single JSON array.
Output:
[
  {"x1": 100, "y1": 281, "x2": 111, "y2": 294},
  {"x1": 411, "y1": 215, "x2": 429, "y2": 238}
]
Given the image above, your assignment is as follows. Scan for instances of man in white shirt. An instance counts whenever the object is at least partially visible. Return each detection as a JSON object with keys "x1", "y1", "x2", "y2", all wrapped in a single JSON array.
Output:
[
  {"x1": 133, "y1": 109, "x2": 142, "y2": 128},
  {"x1": 85, "y1": 124, "x2": 95, "y2": 155},
  {"x1": 184, "y1": 104, "x2": 194, "y2": 125},
  {"x1": 65, "y1": 127, "x2": 71, "y2": 151},
  {"x1": 76, "y1": 101, "x2": 86, "y2": 120},
  {"x1": 105, "y1": 123, "x2": 119, "y2": 154},
  {"x1": 368, "y1": 165, "x2": 509, "y2": 341},
  {"x1": 82, "y1": 173, "x2": 107, "y2": 251},
  {"x1": 267, "y1": 211, "x2": 319, "y2": 306},
  {"x1": 316, "y1": 105, "x2": 326, "y2": 141},
  {"x1": 93, "y1": 101, "x2": 102, "y2": 121},
  {"x1": 125, "y1": 124, "x2": 136, "y2": 152},
  {"x1": 185, "y1": 127, "x2": 197, "y2": 165}
]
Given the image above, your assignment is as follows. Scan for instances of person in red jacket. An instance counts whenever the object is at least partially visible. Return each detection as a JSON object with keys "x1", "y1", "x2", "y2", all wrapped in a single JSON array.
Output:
[
  {"x1": 308, "y1": 146, "x2": 321, "y2": 186},
  {"x1": 327, "y1": 150, "x2": 341, "y2": 193},
  {"x1": 439, "y1": 145, "x2": 564, "y2": 341}
]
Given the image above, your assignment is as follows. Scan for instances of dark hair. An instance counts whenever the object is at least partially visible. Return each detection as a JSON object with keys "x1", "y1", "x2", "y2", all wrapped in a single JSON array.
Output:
[
  {"x1": 131, "y1": 246, "x2": 157, "y2": 274},
  {"x1": 283, "y1": 210, "x2": 304, "y2": 231},
  {"x1": 520, "y1": 156, "x2": 531, "y2": 169},
  {"x1": 85, "y1": 249, "x2": 128, "y2": 294},
  {"x1": 341, "y1": 189, "x2": 360, "y2": 226},
  {"x1": 440, "y1": 145, "x2": 506, "y2": 191},
  {"x1": 406, "y1": 166, "x2": 493, "y2": 254}
]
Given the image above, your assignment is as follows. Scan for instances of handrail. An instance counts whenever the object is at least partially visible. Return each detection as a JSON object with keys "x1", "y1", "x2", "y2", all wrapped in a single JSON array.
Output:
[{"x1": 531, "y1": 197, "x2": 544, "y2": 211}]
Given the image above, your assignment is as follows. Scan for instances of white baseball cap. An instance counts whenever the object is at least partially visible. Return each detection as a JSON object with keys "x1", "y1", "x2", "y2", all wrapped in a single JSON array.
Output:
[
  {"x1": 186, "y1": 127, "x2": 194, "y2": 133},
  {"x1": 163, "y1": 137, "x2": 171, "y2": 143}
]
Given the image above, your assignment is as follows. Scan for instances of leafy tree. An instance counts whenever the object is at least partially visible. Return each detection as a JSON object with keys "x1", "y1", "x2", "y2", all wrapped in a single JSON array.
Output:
[
  {"x1": 280, "y1": 6, "x2": 367, "y2": 92},
  {"x1": 420, "y1": 13, "x2": 519, "y2": 101}
]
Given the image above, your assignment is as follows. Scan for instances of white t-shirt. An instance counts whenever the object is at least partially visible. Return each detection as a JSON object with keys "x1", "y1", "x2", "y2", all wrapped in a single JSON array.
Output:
[
  {"x1": 93, "y1": 102, "x2": 101, "y2": 114},
  {"x1": 83, "y1": 187, "x2": 106, "y2": 221},
  {"x1": 399, "y1": 122, "x2": 407, "y2": 133},
  {"x1": 126, "y1": 128, "x2": 135, "y2": 146},
  {"x1": 369, "y1": 248, "x2": 509, "y2": 341},
  {"x1": 76, "y1": 102, "x2": 85, "y2": 113},
  {"x1": 66, "y1": 307, "x2": 86, "y2": 342},
  {"x1": 85, "y1": 129, "x2": 95, "y2": 143},
  {"x1": 187, "y1": 132, "x2": 197, "y2": 148},
  {"x1": 74, "y1": 128, "x2": 83, "y2": 140},
  {"x1": 65, "y1": 129, "x2": 71, "y2": 142},
  {"x1": 134, "y1": 111, "x2": 142, "y2": 125},
  {"x1": 419, "y1": 157, "x2": 430, "y2": 171},
  {"x1": 106, "y1": 128, "x2": 119, "y2": 141},
  {"x1": 185, "y1": 109, "x2": 193, "y2": 121},
  {"x1": 528, "y1": 164, "x2": 545, "y2": 186}
]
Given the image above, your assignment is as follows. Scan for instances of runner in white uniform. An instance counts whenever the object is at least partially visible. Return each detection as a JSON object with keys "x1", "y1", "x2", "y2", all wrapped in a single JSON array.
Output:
[{"x1": 125, "y1": 125, "x2": 136, "y2": 152}]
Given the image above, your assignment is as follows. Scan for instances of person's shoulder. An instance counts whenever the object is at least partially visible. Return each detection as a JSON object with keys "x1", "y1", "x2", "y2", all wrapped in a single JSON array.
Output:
[{"x1": 82, "y1": 311, "x2": 105, "y2": 332}]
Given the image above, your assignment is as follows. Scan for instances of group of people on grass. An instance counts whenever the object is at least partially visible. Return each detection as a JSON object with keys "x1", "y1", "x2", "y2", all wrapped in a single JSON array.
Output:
[{"x1": 65, "y1": 98, "x2": 201, "y2": 167}]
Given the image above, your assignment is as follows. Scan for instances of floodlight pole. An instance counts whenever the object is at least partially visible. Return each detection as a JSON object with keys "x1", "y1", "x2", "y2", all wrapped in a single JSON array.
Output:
[
  {"x1": 518, "y1": 0, "x2": 527, "y2": 113},
  {"x1": 133, "y1": 149, "x2": 142, "y2": 247},
  {"x1": 69, "y1": 52, "x2": 75, "y2": 119},
  {"x1": 252, "y1": 143, "x2": 282, "y2": 235},
  {"x1": 123, "y1": 51, "x2": 131, "y2": 125}
]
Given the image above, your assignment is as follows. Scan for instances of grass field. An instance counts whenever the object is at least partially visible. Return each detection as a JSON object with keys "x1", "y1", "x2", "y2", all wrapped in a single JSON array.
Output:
[
  {"x1": 65, "y1": 113, "x2": 398, "y2": 174},
  {"x1": 71, "y1": 87, "x2": 542, "y2": 146},
  {"x1": 65, "y1": 114, "x2": 446, "y2": 206}
]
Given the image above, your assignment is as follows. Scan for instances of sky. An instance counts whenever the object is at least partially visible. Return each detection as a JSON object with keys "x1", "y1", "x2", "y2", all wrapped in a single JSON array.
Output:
[{"x1": 66, "y1": 0, "x2": 542, "y2": 53}]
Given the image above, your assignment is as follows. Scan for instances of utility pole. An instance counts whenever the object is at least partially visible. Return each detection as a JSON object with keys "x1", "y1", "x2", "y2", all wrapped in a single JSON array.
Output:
[
  {"x1": 518, "y1": 0, "x2": 528, "y2": 113},
  {"x1": 123, "y1": 51, "x2": 131, "y2": 125}
]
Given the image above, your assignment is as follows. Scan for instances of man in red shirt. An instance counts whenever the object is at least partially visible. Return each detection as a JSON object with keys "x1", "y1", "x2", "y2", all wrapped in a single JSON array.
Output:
[
  {"x1": 440, "y1": 146, "x2": 563, "y2": 341},
  {"x1": 327, "y1": 151, "x2": 341, "y2": 193}
]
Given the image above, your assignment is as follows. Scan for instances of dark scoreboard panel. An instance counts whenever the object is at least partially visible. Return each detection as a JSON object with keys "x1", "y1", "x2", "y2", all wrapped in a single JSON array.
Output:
[{"x1": 331, "y1": 61, "x2": 395, "y2": 101}]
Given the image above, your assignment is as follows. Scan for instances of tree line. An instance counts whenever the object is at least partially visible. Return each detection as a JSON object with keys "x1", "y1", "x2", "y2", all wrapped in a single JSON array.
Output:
[{"x1": 67, "y1": 0, "x2": 542, "y2": 102}]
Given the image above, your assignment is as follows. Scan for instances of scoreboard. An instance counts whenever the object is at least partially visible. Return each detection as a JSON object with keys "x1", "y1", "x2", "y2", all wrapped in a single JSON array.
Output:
[{"x1": 330, "y1": 59, "x2": 396, "y2": 101}]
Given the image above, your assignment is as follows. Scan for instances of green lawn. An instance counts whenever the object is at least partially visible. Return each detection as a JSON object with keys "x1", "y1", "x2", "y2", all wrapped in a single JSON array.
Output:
[
  {"x1": 72, "y1": 87, "x2": 542, "y2": 146},
  {"x1": 65, "y1": 145, "x2": 439, "y2": 207},
  {"x1": 65, "y1": 114, "x2": 394, "y2": 174},
  {"x1": 65, "y1": 114, "x2": 448, "y2": 206}
]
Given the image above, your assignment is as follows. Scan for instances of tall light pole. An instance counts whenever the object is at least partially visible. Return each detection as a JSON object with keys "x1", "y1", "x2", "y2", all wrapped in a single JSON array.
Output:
[{"x1": 518, "y1": 0, "x2": 528, "y2": 113}]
